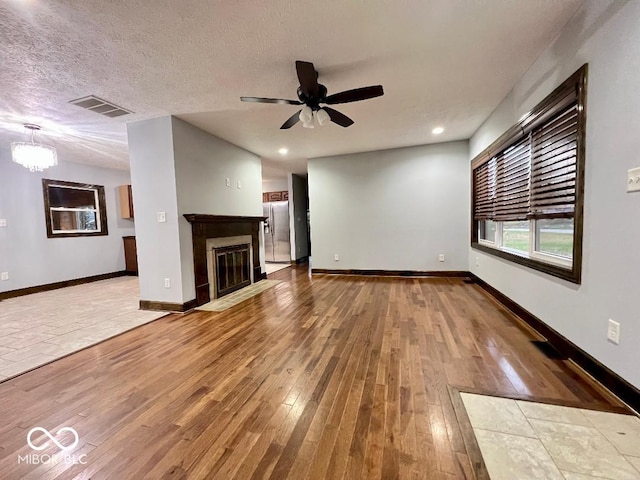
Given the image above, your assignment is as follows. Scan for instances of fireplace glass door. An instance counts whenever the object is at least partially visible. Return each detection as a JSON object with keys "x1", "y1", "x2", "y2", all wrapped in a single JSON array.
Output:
[{"x1": 215, "y1": 244, "x2": 251, "y2": 298}]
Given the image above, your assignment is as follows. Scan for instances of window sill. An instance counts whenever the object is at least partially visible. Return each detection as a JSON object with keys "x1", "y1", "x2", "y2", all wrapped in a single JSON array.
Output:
[{"x1": 471, "y1": 242, "x2": 580, "y2": 284}]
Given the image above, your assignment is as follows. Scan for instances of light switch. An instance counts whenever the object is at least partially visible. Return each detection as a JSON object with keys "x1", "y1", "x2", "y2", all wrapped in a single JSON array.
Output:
[
  {"x1": 628, "y1": 167, "x2": 640, "y2": 193},
  {"x1": 0, "y1": 219, "x2": 6, "y2": 227},
  {"x1": 157, "y1": 211, "x2": 166, "y2": 223},
  {"x1": 225, "y1": 178, "x2": 231, "y2": 187}
]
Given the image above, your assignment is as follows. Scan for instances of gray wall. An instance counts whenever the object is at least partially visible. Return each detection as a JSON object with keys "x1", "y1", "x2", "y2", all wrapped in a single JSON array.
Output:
[
  {"x1": 127, "y1": 116, "x2": 262, "y2": 304},
  {"x1": 0, "y1": 147, "x2": 134, "y2": 292},
  {"x1": 262, "y1": 179, "x2": 288, "y2": 193},
  {"x1": 469, "y1": 0, "x2": 640, "y2": 388},
  {"x1": 308, "y1": 141, "x2": 470, "y2": 271},
  {"x1": 172, "y1": 117, "x2": 262, "y2": 301},
  {"x1": 127, "y1": 116, "x2": 184, "y2": 303}
]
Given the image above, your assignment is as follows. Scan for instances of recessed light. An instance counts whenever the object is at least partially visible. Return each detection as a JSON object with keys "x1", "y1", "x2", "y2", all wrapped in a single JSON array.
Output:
[
  {"x1": 278, "y1": 147, "x2": 288, "y2": 155},
  {"x1": 432, "y1": 127, "x2": 444, "y2": 135}
]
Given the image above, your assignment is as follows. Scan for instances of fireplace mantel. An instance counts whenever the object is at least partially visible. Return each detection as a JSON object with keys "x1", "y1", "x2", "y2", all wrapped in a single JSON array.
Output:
[
  {"x1": 184, "y1": 214, "x2": 266, "y2": 306},
  {"x1": 184, "y1": 214, "x2": 266, "y2": 224}
]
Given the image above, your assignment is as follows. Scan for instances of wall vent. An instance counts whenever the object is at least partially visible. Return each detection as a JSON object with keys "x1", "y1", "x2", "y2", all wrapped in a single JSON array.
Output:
[{"x1": 69, "y1": 95, "x2": 133, "y2": 118}]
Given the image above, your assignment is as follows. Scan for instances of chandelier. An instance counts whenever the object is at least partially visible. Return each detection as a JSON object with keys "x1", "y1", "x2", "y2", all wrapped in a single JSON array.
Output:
[{"x1": 11, "y1": 124, "x2": 58, "y2": 172}]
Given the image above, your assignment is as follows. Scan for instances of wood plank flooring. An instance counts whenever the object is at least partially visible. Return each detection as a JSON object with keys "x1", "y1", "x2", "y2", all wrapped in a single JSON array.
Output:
[{"x1": 0, "y1": 266, "x2": 624, "y2": 479}]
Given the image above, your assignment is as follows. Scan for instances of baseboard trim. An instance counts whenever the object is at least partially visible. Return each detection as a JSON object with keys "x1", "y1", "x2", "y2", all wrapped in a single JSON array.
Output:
[
  {"x1": 311, "y1": 268, "x2": 470, "y2": 278},
  {"x1": 0, "y1": 271, "x2": 128, "y2": 301},
  {"x1": 139, "y1": 298, "x2": 198, "y2": 313},
  {"x1": 469, "y1": 273, "x2": 640, "y2": 413}
]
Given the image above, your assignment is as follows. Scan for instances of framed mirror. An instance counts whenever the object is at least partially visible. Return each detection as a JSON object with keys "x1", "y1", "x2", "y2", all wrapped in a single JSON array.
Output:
[{"x1": 42, "y1": 179, "x2": 108, "y2": 238}]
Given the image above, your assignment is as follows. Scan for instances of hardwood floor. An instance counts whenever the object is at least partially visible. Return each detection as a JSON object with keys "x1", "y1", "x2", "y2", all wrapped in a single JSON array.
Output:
[{"x1": 0, "y1": 266, "x2": 625, "y2": 479}]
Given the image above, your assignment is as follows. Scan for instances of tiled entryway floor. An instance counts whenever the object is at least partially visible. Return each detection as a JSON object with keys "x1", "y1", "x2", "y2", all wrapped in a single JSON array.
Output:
[
  {"x1": 461, "y1": 392, "x2": 640, "y2": 479},
  {"x1": 265, "y1": 262, "x2": 291, "y2": 275},
  {"x1": 0, "y1": 276, "x2": 166, "y2": 381}
]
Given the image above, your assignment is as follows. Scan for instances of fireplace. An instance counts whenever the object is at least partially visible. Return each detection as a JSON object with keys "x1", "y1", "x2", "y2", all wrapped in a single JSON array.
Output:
[
  {"x1": 206, "y1": 235, "x2": 254, "y2": 299},
  {"x1": 184, "y1": 214, "x2": 266, "y2": 306},
  {"x1": 214, "y1": 244, "x2": 251, "y2": 297}
]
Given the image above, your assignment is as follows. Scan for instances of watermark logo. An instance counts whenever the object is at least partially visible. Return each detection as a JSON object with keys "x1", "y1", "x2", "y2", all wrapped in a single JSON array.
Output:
[
  {"x1": 27, "y1": 427, "x2": 79, "y2": 451},
  {"x1": 18, "y1": 427, "x2": 86, "y2": 465}
]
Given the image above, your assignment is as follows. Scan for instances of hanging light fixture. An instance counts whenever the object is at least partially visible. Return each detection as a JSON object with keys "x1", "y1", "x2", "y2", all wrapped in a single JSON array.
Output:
[
  {"x1": 299, "y1": 105, "x2": 314, "y2": 128},
  {"x1": 315, "y1": 108, "x2": 330, "y2": 126},
  {"x1": 11, "y1": 124, "x2": 58, "y2": 172}
]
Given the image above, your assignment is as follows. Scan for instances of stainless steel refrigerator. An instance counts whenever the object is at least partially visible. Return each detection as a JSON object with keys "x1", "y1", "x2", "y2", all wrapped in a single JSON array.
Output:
[{"x1": 263, "y1": 201, "x2": 291, "y2": 263}]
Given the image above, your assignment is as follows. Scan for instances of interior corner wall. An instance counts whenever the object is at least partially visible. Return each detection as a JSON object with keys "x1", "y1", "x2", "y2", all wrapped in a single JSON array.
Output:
[
  {"x1": 171, "y1": 117, "x2": 263, "y2": 301},
  {"x1": 127, "y1": 116, "x2": 184, "y2": 304},
  {"x1": 0, "y1": 150, "x2": 134, "y2": 293},
  {"x1": 308, "y1": 141, "x2": 470, "y2": 271},
  {"x1": 469, "y1": 0, "x2": 640, "y2": 388}
]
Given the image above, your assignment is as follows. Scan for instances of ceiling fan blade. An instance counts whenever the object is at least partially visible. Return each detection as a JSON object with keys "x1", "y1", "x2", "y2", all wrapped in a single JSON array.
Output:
[
  {"x1": 280, "y1": 110, "x2": 302, "y2": 129},
  {"x1": 324, "y1": 85, "x2": 384, "y2": 105},
  {"x1": 324, "y1": 107, "x2": 354, "y2": 128},
  {"x1": 241, "y1": 96, "x2": 301, "y2": 105},
  {"x1": 295, "y1": 61, "x2": 319, "y2": 97}
]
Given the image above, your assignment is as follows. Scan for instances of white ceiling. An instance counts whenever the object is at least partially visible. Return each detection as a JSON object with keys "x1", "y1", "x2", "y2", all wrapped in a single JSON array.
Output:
[{"x1": 0, "y1": 0, "x2": 583, "y2": 176}]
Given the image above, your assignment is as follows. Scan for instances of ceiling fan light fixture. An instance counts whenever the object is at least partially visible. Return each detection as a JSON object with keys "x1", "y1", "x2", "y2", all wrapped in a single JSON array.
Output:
[
  {"x1": 299, "y1": 105, "x2": 313, "y2": 124},
  {"x1": 316, "y1": 108, "x2": 330, "y2": 126},
  {"x1": 10, "y1": 124, "x2": 58, "y2": 172},
  {"x1": 302, "y1": 120, "x2": 314, "y2": 129}
]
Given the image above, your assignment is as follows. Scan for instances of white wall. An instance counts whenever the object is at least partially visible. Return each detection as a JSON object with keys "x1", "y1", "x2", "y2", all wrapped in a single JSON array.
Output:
[
  {"x1": 171, "y1": 117, "x2": 263, "y2": 301},
  {"x1": 309, "y1": 141, "x2": 470, "y2": 271},
  {"x1": 262, "y1": 179, "x2": 288, "y2": 193},
  {"x1": 127, "y1": 116, "x2": 184, "y2": 303},
  {"x1": 469, "y1": 0, "x2": 640, "y2": 388},
  {"x1": 0, "y1": 148, "x2": 134, "y2": 292},
  {"x1": 128, "y1": 116, "x2": 263, "y2": 305}
]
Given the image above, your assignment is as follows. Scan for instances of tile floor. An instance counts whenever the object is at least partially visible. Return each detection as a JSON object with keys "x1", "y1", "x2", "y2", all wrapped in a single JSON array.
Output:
[
  {"x1": 265, "y1": 262, "x2": 291, "y2": 275},
  {"x1": 0, "y1": 276, "x2": 166, "y2": 382},
  {"x1": 195, "y1": 279, "x2": 281, "y2": 312},
  {"x1": 461, "y1": 392, "x2": 640, "y2": 480}
]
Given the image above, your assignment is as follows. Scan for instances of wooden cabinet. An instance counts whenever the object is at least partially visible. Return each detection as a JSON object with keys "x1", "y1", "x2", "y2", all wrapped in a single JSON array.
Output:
[
  {"x1": 262, "y1": 190, "x2": 289, "y2": 202},
  {"x1": 123, "y1": 236, "x2": 138, "y2": 275},
  {"x1": 118, "y1": 185, "x2": 134, "y2": 219}
]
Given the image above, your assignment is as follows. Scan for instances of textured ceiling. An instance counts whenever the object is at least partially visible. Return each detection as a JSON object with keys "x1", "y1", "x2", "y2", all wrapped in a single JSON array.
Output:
[{"x1": 0, "y1": 0, "x2": 583, "y2": 173}]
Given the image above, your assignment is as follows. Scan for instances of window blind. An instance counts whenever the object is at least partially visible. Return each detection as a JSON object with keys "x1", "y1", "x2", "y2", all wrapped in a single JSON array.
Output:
[
  {"x1": 473, "y1": 157, "x2": 496, "y2": 220},
  {"x1": 529, "y1": 103, "x2": 578, "y2": 218},
  {"x1": 472, "y1": 102, "x2": 578, "y2": 222},
  {"x1": 494, "y1": 136, "x2": 531, "y2": 221}
]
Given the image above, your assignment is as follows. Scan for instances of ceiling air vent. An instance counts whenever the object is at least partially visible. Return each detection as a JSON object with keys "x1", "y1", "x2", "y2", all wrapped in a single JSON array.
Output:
[{"x1": 68, "y1": 95, "x2": 133, "y2": 118}]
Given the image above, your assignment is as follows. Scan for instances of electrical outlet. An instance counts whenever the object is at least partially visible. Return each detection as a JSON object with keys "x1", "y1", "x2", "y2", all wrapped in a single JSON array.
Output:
[
  {"x1": 0, "y1": 219, "x2": 6, "y2": 227},
  {"x1": 237, "y1": 180, "x2": 242, "y2": 189},
  {"x1": 164, "y1": 278, "x2": 171, "y2": 289},
  {"x1": 334, "y1": 254, "x2": 339, "y2": 261},
  {"x1": 157, "y1": 211, "x2": 166, "y2": 223},
  {"x1": 225, "y1": 178, "x2": 231, "y2": 187},
  {"x1": 0, "y1": 272, "x2": 8, "y2": 281},
  {"x1": 607, "y1": 319, "x2": 620, "y2": 344},
  {"x1": 438, "y1": 254, "x2": 445, "y2": 262},
  {"x1": 475, "y1": 257, "x2": 479, "y2": 267}
]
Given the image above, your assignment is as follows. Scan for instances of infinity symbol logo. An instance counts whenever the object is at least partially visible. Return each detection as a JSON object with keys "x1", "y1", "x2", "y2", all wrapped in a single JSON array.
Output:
[{"x1": 27, "y1": 427, "x2": 79, "y2": 451}]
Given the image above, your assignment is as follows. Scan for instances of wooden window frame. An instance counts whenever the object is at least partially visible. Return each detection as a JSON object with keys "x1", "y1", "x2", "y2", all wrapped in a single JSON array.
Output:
[
  {"x1": 42, "y1": 179, "x2": 109, "y2": 238},
  {"x1": 471, "y1": 64, "x2": 587, "y2": 284}
]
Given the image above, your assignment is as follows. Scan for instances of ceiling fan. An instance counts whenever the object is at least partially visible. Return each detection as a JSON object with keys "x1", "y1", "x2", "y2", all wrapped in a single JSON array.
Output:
[{"x1": 240, "y1": 61, "x2": 384, "y2": 129}]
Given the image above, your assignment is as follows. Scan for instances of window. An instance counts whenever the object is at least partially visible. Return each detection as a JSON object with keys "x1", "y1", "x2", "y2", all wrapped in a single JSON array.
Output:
[
  {"x1": 42, "y1": 179, "x2": 108, "y2": 237},
  {"x1": 471, "y1": 64, "x2": 586, "y2": 283}
]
